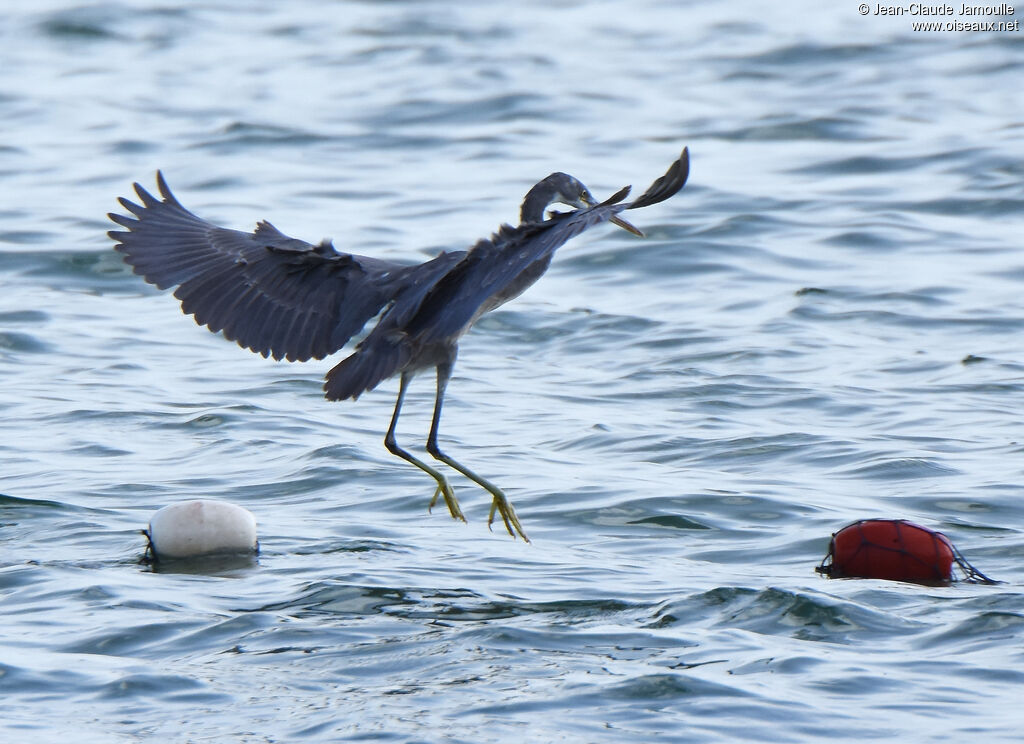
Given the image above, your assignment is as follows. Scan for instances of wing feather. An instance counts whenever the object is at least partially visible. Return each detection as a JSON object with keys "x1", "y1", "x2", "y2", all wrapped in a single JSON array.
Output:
[{"x1": 109, "y1": 172, "x2": 413, "y2": 362}]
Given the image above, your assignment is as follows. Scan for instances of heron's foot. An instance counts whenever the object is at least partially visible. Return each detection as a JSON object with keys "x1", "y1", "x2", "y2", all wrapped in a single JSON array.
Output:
[
  {"x1": 428, "y1": 479, "x2": 466, "y2": 523},
  {"x1": 487, "y1": 492, "x2": 529, "y2": 543}
]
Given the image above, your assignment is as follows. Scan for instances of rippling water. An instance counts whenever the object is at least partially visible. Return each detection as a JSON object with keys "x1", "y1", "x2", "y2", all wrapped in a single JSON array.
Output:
[{"x1": 2, "y1": 1, "x2": 1023, "y2": 741}]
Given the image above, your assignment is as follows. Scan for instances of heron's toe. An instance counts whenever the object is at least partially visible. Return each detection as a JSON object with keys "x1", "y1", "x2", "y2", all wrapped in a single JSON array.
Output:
[
  {"x1": 488, "y1": 494, "x2": 529, "y2": 542},
  {"x1": 429, "y1": 481, "x2": 466, "y2": 523}
]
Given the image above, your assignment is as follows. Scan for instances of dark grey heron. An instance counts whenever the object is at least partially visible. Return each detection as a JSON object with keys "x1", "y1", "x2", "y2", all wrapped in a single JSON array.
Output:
[{"x1": 108, "y1": 148, "x2": 689, "y2": 542}]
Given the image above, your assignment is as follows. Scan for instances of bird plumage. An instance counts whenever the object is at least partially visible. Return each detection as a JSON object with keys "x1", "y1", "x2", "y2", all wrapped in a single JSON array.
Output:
[{"x1": 108, "y1": 148, "x2": 690, "y2": 540}]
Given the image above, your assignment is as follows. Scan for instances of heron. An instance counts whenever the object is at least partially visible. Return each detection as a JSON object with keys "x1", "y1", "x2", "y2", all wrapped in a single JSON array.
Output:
[{"x1": 108, "y1": 148, "x2": 689, "y2": 542}]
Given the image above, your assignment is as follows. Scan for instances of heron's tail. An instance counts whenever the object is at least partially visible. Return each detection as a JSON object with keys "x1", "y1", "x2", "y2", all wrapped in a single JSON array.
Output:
[{"x1": 323, "y1": 337, "x2": 411, "y2": 401}]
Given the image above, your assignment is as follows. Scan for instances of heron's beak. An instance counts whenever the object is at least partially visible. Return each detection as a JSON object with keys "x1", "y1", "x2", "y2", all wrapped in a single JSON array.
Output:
[
  {"x1": 577, "y1": 194, "x2": 645, "y2": 238},
  {"x1": 609, "y1": 215, "x2": 645, "y2": 238}
]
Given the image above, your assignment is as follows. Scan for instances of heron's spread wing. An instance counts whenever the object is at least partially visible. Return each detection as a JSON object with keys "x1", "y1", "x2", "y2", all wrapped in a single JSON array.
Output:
[{"x1": 108, "y1": 172, "x2": 418, "y2": 362}]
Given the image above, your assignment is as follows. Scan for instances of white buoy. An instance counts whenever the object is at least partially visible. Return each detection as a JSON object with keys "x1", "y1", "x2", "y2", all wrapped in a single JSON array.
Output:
[{"x1": 146, "y1": 500, "x2": 258, "y2": 561}]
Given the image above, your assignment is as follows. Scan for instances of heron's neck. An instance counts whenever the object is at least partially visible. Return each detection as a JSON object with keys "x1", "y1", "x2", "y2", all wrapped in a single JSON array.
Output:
[{"x1": 520, "y1": 180, "x2": 562, "y2": 223}]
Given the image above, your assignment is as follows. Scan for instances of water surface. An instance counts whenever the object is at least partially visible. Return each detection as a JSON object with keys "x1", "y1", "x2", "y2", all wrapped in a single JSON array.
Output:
[{"x1": 2, "y1": 2, "x2": 1023, "y2": 742}]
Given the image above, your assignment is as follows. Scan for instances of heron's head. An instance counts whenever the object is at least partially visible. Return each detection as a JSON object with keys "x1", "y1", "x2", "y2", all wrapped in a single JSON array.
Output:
[
  {"x1": 520, "y1": 173, "x2": 594, "y2": 223},
  {"x1": 520, "y1": 172, "x2": 644, "y2": 237}
]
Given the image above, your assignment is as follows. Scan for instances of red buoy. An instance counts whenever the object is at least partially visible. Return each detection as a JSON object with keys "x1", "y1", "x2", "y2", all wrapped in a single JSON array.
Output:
[{"x1": 816, "y1": 519, "x2": 996, "y2": 585}]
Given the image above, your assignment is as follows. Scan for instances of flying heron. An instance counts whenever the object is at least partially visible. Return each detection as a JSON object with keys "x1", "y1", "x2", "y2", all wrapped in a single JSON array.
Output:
[{"x1": 108, "y1": 148, "x2": 690, "y2": 542}]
